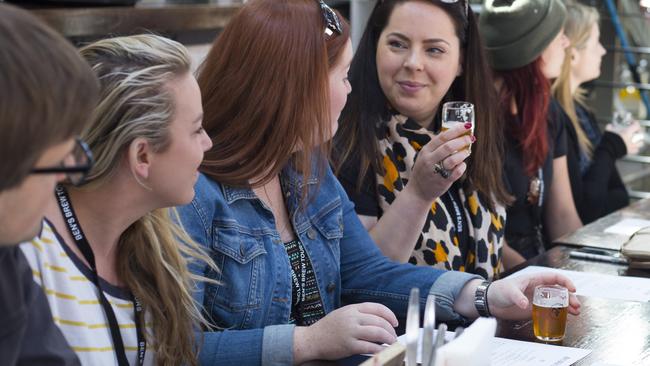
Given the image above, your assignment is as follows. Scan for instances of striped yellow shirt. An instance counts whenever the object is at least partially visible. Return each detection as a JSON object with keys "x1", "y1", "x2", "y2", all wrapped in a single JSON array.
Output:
[{"x1": 20, "y1": 220, "x2": 154, "y2": 366}]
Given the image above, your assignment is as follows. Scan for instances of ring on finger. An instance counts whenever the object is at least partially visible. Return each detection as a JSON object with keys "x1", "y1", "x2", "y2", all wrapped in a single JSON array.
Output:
[{"x1": 434, "y1": 161, "x2": 451, "y2": 179}]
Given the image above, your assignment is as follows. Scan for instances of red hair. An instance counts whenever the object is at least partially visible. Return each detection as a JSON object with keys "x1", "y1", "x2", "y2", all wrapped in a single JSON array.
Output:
[
  {"x1": 496, "y1": 57, "x2": 550, "y2": 176},
  {"x1": 197, "y1": 0, "x2": 349, "y2": 191}
]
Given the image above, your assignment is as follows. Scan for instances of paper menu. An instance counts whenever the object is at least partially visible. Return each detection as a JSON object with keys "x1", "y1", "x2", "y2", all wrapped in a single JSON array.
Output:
[
  {"x1": 603, "y1": 218, "x2": 650, "y2": 236},
  {"x1": 396, "y1": 330, "x2": 590, "y2": 366},
  {"x1": 510, "y1": 266, "x2": 650, "y2": 302},
  {"x1": 489, "y1": 337, "x2": 590, "y2": 366}
]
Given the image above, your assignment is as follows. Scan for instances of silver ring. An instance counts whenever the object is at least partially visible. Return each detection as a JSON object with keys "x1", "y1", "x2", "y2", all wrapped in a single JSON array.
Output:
[{"x1": 434, "y1": 161, "x2": 451, "y2": 179}]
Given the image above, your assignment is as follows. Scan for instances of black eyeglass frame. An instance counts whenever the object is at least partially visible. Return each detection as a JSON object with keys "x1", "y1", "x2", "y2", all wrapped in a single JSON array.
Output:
[
  {"x1": 31, "y1": 137, "x2": 94, "y2": 186},
  {"x1": 318, "y1": 0, "x2": 343, "y2": 37}
]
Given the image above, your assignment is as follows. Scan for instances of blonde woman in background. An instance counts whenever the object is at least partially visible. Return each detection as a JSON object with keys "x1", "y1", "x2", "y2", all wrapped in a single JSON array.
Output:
[
  {"x1": 20, "y1": 34, "x2": 217, "y2": 366},
  {"x1": 553, "y1": 0, "x2": 641, "y2": 224}
]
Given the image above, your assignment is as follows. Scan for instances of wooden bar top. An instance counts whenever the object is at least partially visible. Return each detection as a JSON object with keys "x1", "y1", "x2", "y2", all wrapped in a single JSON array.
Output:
[
  {"x1": 555, "y1": 197, "x2": 650, "y2": 251},
  {"x1": 498, "y1": 245, "x2": 650, "y2": 365}
]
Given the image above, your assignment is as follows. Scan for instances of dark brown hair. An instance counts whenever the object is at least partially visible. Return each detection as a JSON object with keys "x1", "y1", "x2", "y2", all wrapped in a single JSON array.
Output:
[
  {"x1": 0, "y1": 4, "x2": 98, "y2": 191},
  {"x1": 198, "y1": 0, "x2": 349, "y2": 196},
  {"x1": 333, "y1": 0, "x2": 511, "y2": 207}
]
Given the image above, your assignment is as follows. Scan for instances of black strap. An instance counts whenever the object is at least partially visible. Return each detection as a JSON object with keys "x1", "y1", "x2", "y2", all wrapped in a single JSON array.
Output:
[
  {"x1": 55, "y1": 185, "x2": 145, "y2": 366},
  {"x1": 442, "y1": 186, "x2": 470, "y2": 258},
  {"x1": 445, "y1": 190, "x2": 465, "y2": 235},
  {"x1": 531, "y1": 168, "x2": 546, "y2": 255}
]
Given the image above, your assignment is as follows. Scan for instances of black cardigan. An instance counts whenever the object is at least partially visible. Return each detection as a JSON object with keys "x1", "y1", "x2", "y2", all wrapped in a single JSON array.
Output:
[{"x1": 565, "y1": 106, "x2": 629, "y2": 224}]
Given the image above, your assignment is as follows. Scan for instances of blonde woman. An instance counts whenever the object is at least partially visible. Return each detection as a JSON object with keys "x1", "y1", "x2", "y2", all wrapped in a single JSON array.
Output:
[
  {"x1": 20, "y1": 34, "x2": 216, "y2": 366},
  {"x1": 553, "y1": 0, "x2": 640, "y2": 224}
]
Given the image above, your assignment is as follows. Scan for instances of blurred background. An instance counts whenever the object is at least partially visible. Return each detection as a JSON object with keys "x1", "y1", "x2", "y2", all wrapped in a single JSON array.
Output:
[{"x1": 3, "y1": 0, "x2": 650, "y2": 199}]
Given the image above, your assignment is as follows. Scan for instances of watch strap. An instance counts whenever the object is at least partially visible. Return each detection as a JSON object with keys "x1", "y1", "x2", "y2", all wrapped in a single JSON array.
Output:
[{"x1": 474, "y1": 280, "x2": 492, "y2": 317}]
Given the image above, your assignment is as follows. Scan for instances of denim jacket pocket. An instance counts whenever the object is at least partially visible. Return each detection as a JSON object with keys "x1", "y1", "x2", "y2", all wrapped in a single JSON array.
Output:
[
  {"x1": 310, "y1": 198, "x2": 344, "y2": 264},
  {"x1": 310, "y1": 198, "x2": 344, "y2": 241},
  {"x1": 204, "y1": 222, "x2": 267, "y2": 328}
]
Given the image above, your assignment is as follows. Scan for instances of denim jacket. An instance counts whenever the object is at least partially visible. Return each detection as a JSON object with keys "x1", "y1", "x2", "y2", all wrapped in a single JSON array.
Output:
[{"x1": 177, "y1": 165, "x2": 480, "y2": 366}]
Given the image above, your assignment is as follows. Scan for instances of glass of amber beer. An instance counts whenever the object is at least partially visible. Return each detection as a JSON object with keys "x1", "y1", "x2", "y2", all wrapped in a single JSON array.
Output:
[
  {"x1": 441, "y1": 101, "x2": 475, "y2": 153},
  {"x1": 532, "y1": 285, "x2": 569, "y2": 342}
]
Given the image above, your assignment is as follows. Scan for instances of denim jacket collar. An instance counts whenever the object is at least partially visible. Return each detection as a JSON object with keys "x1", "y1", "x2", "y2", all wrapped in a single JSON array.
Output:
[
  {"x1": 221, "y1": 185, "x2": 257, "y2": 204},
  {"x1": 219, "y1": 160, "x2": 320, "y2": 205},
  {"x1": 282, "y1": 164, "x2": 319, "y2": 190}
]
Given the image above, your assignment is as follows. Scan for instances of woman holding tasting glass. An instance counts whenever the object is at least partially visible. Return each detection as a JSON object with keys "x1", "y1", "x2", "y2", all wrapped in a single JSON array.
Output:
[{"x1": 333, "y1": 0, "x2": 525, "y2": 279}]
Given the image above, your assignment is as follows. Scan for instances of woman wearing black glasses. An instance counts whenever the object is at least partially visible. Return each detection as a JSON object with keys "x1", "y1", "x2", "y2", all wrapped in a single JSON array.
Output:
[
  {"x1": 0, "y1": 4, "x2": 98, "y2": 365},
  {"x1": 333, "y1": 0, "x2": 524, "y2": 279},
  {"x1": 19, "y1": 34, "x2": 218, "y2": 366}
]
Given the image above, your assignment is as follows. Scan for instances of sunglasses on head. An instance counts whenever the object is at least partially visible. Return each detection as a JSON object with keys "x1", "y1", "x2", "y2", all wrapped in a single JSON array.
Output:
[{"x1": 317, "y1": 0, "x2": 342, "y2": 37}]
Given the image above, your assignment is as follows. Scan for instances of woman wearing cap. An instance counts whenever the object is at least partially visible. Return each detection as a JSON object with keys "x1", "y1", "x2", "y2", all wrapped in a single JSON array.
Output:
[
  {"x1": 479, "y1": 0, "x2": 583, "y2": 259},
  {"x1": 553, "y1": 1, "x2": 640, "y2": 224},
  {"x1": 332, "y1": 0, "x2": 525, "y2": 279}
]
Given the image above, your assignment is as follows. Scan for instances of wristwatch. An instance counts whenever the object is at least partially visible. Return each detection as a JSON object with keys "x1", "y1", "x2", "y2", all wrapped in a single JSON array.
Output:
[{"x1": 474, "y1": 280, "x2": 492, "y2": 317}]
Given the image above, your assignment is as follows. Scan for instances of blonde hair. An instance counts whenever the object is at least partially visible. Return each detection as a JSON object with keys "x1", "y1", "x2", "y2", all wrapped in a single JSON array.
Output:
[
  {"x1": 78, "y1": 34, "x2": 217, "y2": 366},
  {"x1": 552, "y1": 1, "x2": 600, "y2": 157}
]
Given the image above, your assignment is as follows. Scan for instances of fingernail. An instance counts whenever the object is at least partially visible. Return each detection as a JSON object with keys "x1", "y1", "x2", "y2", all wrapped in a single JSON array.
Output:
[
  {"x1": 470, "y1": 135, "x2": 476, "y2": 143},
  {"x1": 464, "y1": 123, "x2": 472, "y2": 129}
]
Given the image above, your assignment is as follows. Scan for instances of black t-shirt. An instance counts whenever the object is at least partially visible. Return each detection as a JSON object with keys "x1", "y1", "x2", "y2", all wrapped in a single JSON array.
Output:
[
  {"x1": 0, "y1": 245, "x2": 80, "y2": 366},
  {"x1": 502, "y1": 99, "x2": 567, "y2": 255},
  {"x1": 337, "y1": 157, "x2": 472, "y2": 262},
  {"x1": 337, "y1": 153, "x2": 378, "y2": 217},
  {"x1": 565, "y1": 104, "x2": 629, "y2": 224}
]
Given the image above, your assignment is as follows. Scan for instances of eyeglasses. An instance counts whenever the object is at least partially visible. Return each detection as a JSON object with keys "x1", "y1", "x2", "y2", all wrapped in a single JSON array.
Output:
[
  {"x1": 318, "y1": 0, "x2": 342, "y2": 37},
  {"x1": 31, "y1": 137, "x2": 94, "y2": 186}
]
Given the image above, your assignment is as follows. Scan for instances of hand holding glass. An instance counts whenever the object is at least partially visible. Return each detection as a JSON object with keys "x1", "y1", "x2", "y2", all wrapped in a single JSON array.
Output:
[
  {"x1": 441, "y1": 101, "x2": 474, "y2": 153},
  {"x1": 611, "y1": 111, "x2": 645, "y2": 152},
  {"x1": 532, "y1": 285, "x2": 569, "y2": 342}
]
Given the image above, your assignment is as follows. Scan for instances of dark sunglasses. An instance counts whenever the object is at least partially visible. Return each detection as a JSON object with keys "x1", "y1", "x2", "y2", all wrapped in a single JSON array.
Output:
[
  {"x1": 31, "y1": 137, "x2": 94, "y2": 186},
  {"x1": 318, "y1": 0, "x2": 342, "y2": 37}
]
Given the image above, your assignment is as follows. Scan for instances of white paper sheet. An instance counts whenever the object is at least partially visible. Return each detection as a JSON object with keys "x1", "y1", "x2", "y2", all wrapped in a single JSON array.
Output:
[
  {"x1": 397, "y1": 330, "x2": 590, "y2": 366},
  {"x1": 603, "y1": 218, "x2": 650, "y2": 236},
  {"x1": 433, "y1": 317, "x2": 495, "y2": 366},
  {"x1": 489, "y1": 337, "x2": 590, "y2": 366},
  {"x1": 510, "y1": 266, "x2": 650, "y2": 302}
]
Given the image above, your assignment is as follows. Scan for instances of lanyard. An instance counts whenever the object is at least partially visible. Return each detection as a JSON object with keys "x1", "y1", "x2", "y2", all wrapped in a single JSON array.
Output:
[
  {"x1": 537, "y1": 168, "x2": 545, "y2": 208},
  {"x1": 446, "y1": 190, "x2": 464, "y2": 235},
  {"x1": 531, "y1": 168, "x2": 546, "y2": 255},
  {"x1": 55, "y1": 185, "x2": 145, "y2": 366}
]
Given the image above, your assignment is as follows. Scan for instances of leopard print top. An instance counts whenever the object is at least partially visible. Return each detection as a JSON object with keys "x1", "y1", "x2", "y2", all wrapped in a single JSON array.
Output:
[{"x1": 377, "y1": 114, "x2": 505, "y2": 279}]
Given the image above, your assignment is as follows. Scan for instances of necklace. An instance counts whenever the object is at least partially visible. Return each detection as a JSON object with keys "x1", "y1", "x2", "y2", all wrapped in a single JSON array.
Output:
[{"x1": 258, "y1": 180, "x2": 293, "y2": 240}]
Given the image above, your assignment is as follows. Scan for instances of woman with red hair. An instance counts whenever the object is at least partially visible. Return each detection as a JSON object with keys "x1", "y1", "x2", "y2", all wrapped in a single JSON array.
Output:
[
  {"x1": 479, "y1": 0, "x2": 583, "y2": 259},
  {"x1": 178, "y1": 1, "x2": 581, "y2": 364}
]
